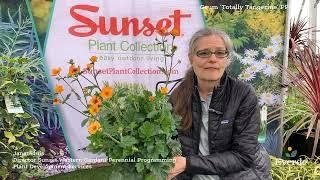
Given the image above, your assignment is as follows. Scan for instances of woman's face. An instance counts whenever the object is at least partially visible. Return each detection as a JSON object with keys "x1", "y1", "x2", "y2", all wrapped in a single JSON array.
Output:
[{"x1": 189, "y1": 35, "x2": 229, "y2": 82}]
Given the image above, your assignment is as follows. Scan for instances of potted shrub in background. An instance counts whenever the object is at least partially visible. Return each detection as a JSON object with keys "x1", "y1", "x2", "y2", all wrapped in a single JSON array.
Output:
[
  {"x1": 280, "y1": 18, "x2": 320, "y2": 159},
  {"x1": 0, "y1": 55, "x2": 45, "y2": 179},
  {"x1": 1, "y1": 5, "x2": 73, "y2": 178},
  {"x1": 1, "y1": 5, "x2": 75, "y2": 178}
]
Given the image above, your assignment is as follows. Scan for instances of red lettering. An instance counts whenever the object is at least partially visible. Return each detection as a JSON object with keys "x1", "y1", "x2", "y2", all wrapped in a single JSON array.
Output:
[
  {"x1": 156, "y1": 18, "x2": 172, "y2": 32},
  {"x1": 68, "y1": 5, "x2": 99, "y2": 37},
  {"x1": 99, "y1": 17, "x2": 110, "y2": 34},
  {"x1": 169, "y1": 10, "x2": 192, "y2": 36},
  {"x1": 122, "y1": 18, "x2": 146, "y2": 36},
  {"x1": 68, "y1": 5, "x2": 192, "y2": 37},
  {"x1": 100, "y1": 17, "x2": 123, "y2": 35},
  {"x1": 142, "y1": 18, "x2": 155, "y2": 36}
]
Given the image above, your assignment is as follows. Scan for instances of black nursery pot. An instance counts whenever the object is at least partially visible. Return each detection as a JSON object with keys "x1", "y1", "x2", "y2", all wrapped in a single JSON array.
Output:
[{"x1": 287, "y1": 129, "x2": 320, "y2": 159}]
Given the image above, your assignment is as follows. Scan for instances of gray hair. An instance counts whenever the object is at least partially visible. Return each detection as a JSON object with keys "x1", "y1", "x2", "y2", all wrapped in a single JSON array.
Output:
[{"x1": 188, "y1": 28, "x2": 234, "y2": 61}]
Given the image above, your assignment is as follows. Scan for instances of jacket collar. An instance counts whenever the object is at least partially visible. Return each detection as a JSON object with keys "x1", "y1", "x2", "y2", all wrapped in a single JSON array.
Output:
[{"x1": 193, "y1": 71, "x2": 228, "y2": 100}]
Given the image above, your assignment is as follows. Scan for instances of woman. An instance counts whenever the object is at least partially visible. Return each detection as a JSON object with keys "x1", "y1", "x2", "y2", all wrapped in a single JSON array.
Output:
[{"x1": 168, "y1": 28, "x2": 271, "y2": 180}]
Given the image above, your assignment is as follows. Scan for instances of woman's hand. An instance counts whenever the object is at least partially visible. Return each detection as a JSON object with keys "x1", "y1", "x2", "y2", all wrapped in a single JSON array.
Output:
[{"x1": 166, "y1": 156, "x2": 186, "y2": 180}]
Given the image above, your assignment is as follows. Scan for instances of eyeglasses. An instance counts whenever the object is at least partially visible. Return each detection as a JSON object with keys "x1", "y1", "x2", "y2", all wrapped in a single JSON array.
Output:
[{"x1": 195, "y1": 49, "x2": 229, "y2": 58}]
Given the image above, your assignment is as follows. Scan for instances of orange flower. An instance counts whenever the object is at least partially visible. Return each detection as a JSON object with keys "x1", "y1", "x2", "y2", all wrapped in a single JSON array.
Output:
[
  {"x1": 160, "y1": 87, "x2": 168, "y2": 94},
  {"x1": 51, "y1": 67, "x2": 62, "y2": 76},
  {"x1": 86, "y1": 63, "x2": 93, "y2": 70},
  {"x1": 88, "y1": 121, "x2": 101, "y2": 135},
  {"x1": 90, "y1": 56, "x2": 98, "y2": 63},
  {"x1": 54, "y1": 85, "x2": 64, "y2": 94},
  {"x1": 170, "y1": 28, "x2": 179, "y2": 36},
  {"x1": 149, "y1": 96, "x2": 155, "y2": 102},
  {"x1": 68, "y1": 64, "x2": 80, "y2": 76},
  {"x1": 53, "y1": 98, "x2": 61, "y2": 105},
  {"x1": 89, "y1": 105, "x2": 100, "y2": 116},
  {"x1": 100, "y1": 86, "x2": 113, "y2": 100},
  {"x1": 89, "y1": 95, "x2": 102, "y2": 106},
  {"x1": 157, "y1": 27, "x2": 170, "y2": 36}
]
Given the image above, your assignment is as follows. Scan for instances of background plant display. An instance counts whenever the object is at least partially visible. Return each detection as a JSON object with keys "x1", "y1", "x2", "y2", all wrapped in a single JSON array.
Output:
[
  {"x1": 279, "y1": 17, "x2": 320, "y2": 159},
  {"x1": 51, "y1": 30, "x2": 182, "y2": 179},
  {"x1": 202, "y1": 1, "x2": 286, "y2": 106},
  {"x1": 0, "y1": 55, "x2": 45, "y2": 180},
  {"x1": 0, "y1": 1, "x2": 73, "y2": 178},
  {"x1": 270, "y1": 156, "x2": 320, "y2": 179},
  {"x1": 29, "y1": 0, "x2": 53, "y2": 48},
  {"x1": 202, "y1": 0, "x2": 287, "y2": 157}
]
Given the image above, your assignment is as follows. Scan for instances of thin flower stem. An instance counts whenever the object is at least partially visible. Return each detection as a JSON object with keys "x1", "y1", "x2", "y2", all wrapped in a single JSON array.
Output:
[
  {"x1": 58, "y1": 75, "x2": 73, "y2": 90},
  {"x1": 76, "y1": 79, "x2": 88, "y2": 106},
  {"x1": 171, "y1": 61, "x2": 180, "y2": 73},
  {"x1": 169, "y1": 37, "x2": 175, "y2": 78},
  {"x1": 162, "y1": 36, "x2": 168, "y2": 76},
  {"x1": 59, "y1": 94, "x2": 90, "y2": 118},
  {"x1": 58, "y1": 75, "x2": 86, "y2": 108},
  {"x1": 70, "y1": 79, "x2": 87, "y2": 108},
  {"x1": 105, "y1": 133, "x2": 120, "y2": 144},
  {"x1": 161, "y1": 36, "x2": 170, "y2": 87},
  {"x1": 80, "y1": 74, "x2": 98, "y2": 89},
  {"x1": 92, "y1": 65, "x2": 102, "y2": 91}
]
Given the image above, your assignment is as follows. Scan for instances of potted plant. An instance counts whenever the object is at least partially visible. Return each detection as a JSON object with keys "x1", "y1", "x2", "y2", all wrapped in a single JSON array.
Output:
[
  {"x1": 51, "y1": 29, "x2": 182, "y2": 179},
  {"x1": 0, "y1": 55, "x2": 45, "y2": 180},
  {"x1": 280, "y1": 18, "x2": 320, "y2": 158}
]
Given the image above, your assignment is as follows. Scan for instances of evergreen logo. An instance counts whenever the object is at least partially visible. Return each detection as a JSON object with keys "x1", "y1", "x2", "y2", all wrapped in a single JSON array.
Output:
[{"x1": 285, "y1": 146, "x2": 297, "y2": 158}]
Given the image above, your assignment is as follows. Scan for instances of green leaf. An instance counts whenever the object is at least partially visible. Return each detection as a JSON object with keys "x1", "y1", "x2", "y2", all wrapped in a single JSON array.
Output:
[
  {"x1": 15, "y1": 130, "x2": 24, "y2": 137},
  {"x1": 157, "y1": 66, "x2": 167, "y2": 75},
  {"x1": 144, "y1": 173, "x2": 157, "y2": 180},
  {"x1": 14, "y1": 141, "x2": 27, "y2": 150},
  {"x1": 121, "y1": 148, "x2": 131, "y2": 157},
  {"x1": 4, "y1": 131, "x2": 16, "y2": 144},
  {"x1": 291, "y1": 150, "x2": 297, "y2": 157},
  {"x1": 81, "y1": 118, "x2": 89, "y2": 127},
  {"x1": 0, "y1": 166, "x2": 9, "y2": 180},
  {"x1": 135, "y1": 112, "x2": 146, "y2": 122},
  {"x1": 15, "y1": 113, "x2": 31, "y2": 118},
  {"x1": 167, "y1": 139, "x2": 181, "y2": 156},
  {"x1": 139, "y1": 122, "x2": 155, "y2": 139},
  {"x1": 0, "y1": 81, "x2": 13, "y2": 89},
  {"x1": 147, "y1": 144, "x2": 154, "y2": 153},
  {"x1": 109, "y1": 171, "x2": 124, "y2": 180},
  {"x1": 147, "y1": 111, "x2": 158, "y2": 119},
  {"x1": 15, "y1": 40, "x2": 30, "y2": 45},
  {"x1": 120, "y1": 136, "x2": 138, "y2": 148},
  {"x1": 155, "y1": 141, "x2": 168, "y2": 157},
  {"x1": 160, "y1": 117, "x2": 172, "y2": 133},
  {"x1": 30, "y1": 129, "x2": 39, "y2": 136},
  {"x1": 24, "y1": 133, "x2": 34, "y2": 140},
  {"x1": 143, "y1": 90, "x2": 152, "y2": 97},
  {"x1": 1, "y1": 159, "x2": 8, "y2": 166},
  {"x1": 65, "y1": 93, "x2": 72, "y2": 101},
  {"x1": 135, "y1": 163, "x2": 145, "y2": 173},
  {"x1": 15, "y1": 80, "x2": 30, "y2": 95},
  {"x1": 0, "y1": 142, "x2": 9, "y2": 150},
  {"x1": 7, "y1": 85, "x2": 17, "y2": 95},
  {"x1": 128, "y1": 122, "x2": 137, "y2": 131}
]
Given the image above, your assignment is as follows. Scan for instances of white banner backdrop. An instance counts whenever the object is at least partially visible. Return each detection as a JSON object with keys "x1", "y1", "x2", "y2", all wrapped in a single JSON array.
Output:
[{"x1": 45, "y1": 0, "x2": 204, "y2": 162}]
